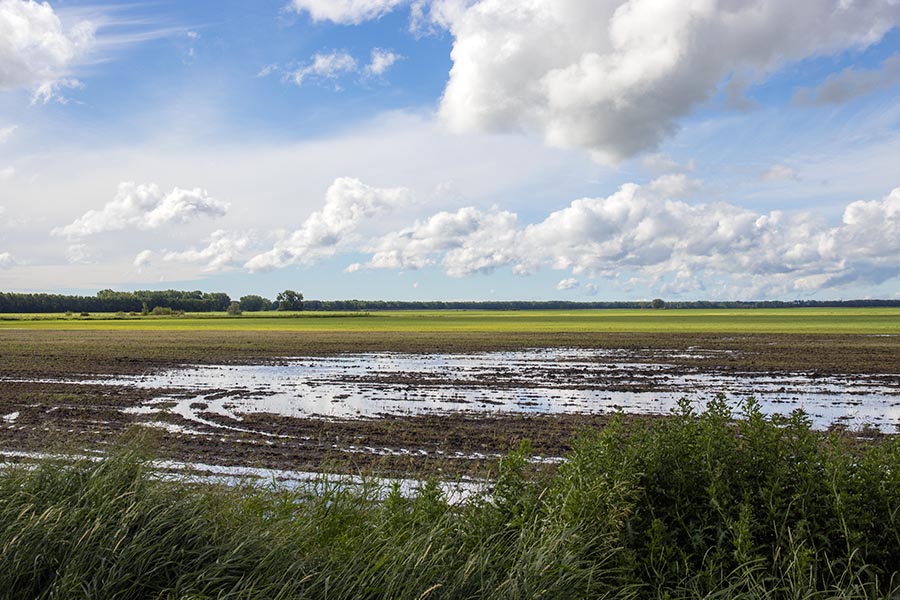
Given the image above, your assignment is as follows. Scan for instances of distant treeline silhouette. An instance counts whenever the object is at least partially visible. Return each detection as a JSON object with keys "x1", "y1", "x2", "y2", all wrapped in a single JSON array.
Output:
[
  {"x1": 1, "y1": 289, "x2": 899, "y2": 313},
  {"x1": 0, "y1": 290, "x2": 231, "y2": 313}
]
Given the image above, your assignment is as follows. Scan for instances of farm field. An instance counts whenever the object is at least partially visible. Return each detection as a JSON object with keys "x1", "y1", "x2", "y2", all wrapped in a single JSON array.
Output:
[
  {"x1": 2, "y1": 306, "x2": 900, "y2": 333},
  {"x1": 1, "y1": 308, "x2": 899, "y2": 479}
]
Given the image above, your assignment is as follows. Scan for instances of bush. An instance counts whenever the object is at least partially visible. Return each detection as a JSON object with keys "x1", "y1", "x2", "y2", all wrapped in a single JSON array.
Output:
[
  {"x1": 1, "y1": 402, "x2": 898, "y2": 599},
  {"x1": 150, "y1": 306, "x2": 173, "y2": 316},
  {"x1": 226, "y1": 302, "x2": 242, "y2": 316}
]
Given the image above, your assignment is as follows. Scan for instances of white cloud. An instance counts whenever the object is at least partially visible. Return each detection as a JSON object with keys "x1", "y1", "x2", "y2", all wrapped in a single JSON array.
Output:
[
  {"x1": 0, "y1": 125, "x2": 16, "y2": 143},
  {"x1": 0, "y1": 251, "x2": 13, "y2": 268},
  {"x1": 287, "y1": 0, "x2": 408, "y2": 25},
  {"x1": 52, "y1": 182, "x2": 228, "y2": 239},
  {"x1": 284, "y1": 51, "x2": 357, "y2": 86},
  {"x1": 164, "y1": 229, "x2": 255, "y2": 272},
  {"x1": 133, "y1": 249, "x2": 153, "y2": 269},
  {"x1": 355, "y1": 182, "x2": 900, "y2": 296},
  {"x1": 794, "y1": 55, "x2": 900, "y2": 106},
  {"x1": 0, "y1": 0, "x2": 94, "y2": 100},
  {"x1": 275, "y1": 48, "x2": 400, "y2": 86},
  {"x1": 245, "y1": 177, "x2": 411, "y2": 271},
  {"x1": 365, "y1": 48, "x2": 401, "y2": 75},
  {"x1": 435, "y1": 0, "x2": 900, "y2": 162},
  {"x1": 257, "y1": 64, "x2": 279, "y2": 78},
  {"x1": 0, "y1": 166, "x2": 14, "y2": 180},
  {"x1": 556, "y1": 277, "x2": 578, "y2": 290},
  {"x1": 367, "y1": 206, "x2": 519, "y2": 276},
  {"x1": 761, "y1": 164, "x2": 798, "y2": 182},
  {"x1": 30, "y1": 76, "x2": 83, "y2": 105}
]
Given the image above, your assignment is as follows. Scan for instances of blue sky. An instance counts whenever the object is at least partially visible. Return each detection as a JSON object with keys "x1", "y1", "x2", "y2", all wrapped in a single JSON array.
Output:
[{"x1": 1, "y1": 0, "x2": 900, "y2": 301}]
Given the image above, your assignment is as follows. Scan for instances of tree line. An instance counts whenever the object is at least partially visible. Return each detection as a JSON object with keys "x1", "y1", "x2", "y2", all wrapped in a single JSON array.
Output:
[
  {"x1": 1, "y1": 289, "x2": 898, "y2": 313},
  {"x1": 0, "y1": 289, "x2": 301, "y2": 314}
]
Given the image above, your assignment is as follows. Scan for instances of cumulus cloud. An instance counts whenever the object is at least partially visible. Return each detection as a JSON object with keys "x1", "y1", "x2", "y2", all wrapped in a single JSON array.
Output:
[
  {"x1": 794, "y1": 55, "x2": 900, "y2": 106},
  {"x1": 353, "y1": 180, "x2": 900, "y2": 296},
  {"x1": 0, "y1": 0, "x2": 94, "y2": 101},
  {"x1": 367, "y1": 206, "x2": 519, "y2": 276},
  {"x1": 287, "y1": 0, "x2": 408, "y2": 24},
  {"x1": 556, "y1": 277, "x2": 578, "y2": 290},
  {"x1": 365, "y1": 48, "x2": 401, "y2": 76},
  {"x1": 0, "y1": 251, "x2": 12, "y2": 268},
  {"x1": 52, "y1": 182, "x2": 228, "y2": 239},
  {"x1": 0, "y1": 166, "x2": 13, "y2": 180},
  {"x1": 164, "y1": 229, "x2": 255, "y2": 272},
  {"x1": 761, "y1": 164, "x2": 798, "y2": 182},
  {"x1": 435, "y1": 0, "x2": 900, "y2": 162},
  {"x1": 245, "y1": 177, "x2": 411, "y2": 271}
]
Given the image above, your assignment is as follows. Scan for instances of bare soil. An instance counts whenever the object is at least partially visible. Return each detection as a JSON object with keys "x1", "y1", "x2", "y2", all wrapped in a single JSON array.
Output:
[{"x1": 1, "y1": 329, "x2": 898, "y2": 478}]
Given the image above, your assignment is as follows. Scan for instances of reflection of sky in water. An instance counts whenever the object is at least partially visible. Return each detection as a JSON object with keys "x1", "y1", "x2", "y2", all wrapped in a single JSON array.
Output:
[{"x1": 80, "y1": 349, "x2": 900, "y2": 431}]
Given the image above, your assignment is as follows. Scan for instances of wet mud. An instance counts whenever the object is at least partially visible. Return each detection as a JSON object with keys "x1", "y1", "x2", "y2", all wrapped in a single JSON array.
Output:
[{"x1": 1, "y1": 330, "x2": 899, "y2": 478}]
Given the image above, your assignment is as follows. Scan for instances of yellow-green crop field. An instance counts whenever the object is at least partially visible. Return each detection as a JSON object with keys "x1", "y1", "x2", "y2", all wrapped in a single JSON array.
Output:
[{"x1": 1, "y1": 307, "x2": 898, "y2": 334}]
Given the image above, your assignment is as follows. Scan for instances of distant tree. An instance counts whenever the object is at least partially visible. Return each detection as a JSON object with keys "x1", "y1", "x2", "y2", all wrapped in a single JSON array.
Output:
[
  {"x1": 226, "y1": 301, "x2": 242, "y2": 316},
  {"x1": 651, "y1": 298, "x2": 666, "y2": 309},
  {"x1": 239, "y1": 295, "x2": 273, "y2": 312},
  {"x1": 276, "y1": 290, "x2": 304, "y2": 311}
]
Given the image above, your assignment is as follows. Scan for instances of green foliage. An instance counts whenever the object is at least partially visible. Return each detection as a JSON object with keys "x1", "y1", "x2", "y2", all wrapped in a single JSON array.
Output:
[
  {"x1": 239, "y1": 294, "x2": 273, "y2": 312},
  {"x1": 226, "y1": 301, "x2": 242, "y2": 316},
  {"x1": 0, "y1": 289, "x2": 233, "y2": 313},
  {"x1": 276, "y1": 290, "x2": 304, "y2": 311},
  {"x1": 1, "y1": 405, "x2": 899, "y2": 598}
]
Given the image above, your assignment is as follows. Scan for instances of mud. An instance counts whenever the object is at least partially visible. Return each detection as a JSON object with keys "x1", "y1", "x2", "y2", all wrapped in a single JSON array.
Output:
[{"x1": 2, "y1": 330, "x2": 899, "y2": 479}]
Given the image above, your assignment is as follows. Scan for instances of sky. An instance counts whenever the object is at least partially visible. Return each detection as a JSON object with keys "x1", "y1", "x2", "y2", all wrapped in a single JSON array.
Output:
[{"x1": 1, "y1": 0, "x2": 900, "y2": 302}]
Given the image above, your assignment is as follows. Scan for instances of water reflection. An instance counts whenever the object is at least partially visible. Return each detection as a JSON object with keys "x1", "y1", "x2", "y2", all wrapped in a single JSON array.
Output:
[{"x1": 107, "y1": 348, "x2": 900, "y2": 431}]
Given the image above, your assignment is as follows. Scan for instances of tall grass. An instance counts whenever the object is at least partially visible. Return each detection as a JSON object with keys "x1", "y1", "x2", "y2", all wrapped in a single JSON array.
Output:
[{"x1": 2, "y1": 399, "x2": 899, "y2": 599}]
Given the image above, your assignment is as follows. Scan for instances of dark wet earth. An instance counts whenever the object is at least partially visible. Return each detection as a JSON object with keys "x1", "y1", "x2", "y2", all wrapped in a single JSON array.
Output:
[{"x1": 3, "y1": 342, "x2": 900, "y2": 478}]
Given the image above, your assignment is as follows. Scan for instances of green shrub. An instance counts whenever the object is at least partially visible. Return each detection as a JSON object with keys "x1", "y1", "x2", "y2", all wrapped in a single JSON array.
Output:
[{"x1": 1, "y1": 401, "x2": 898, "y2": 599}]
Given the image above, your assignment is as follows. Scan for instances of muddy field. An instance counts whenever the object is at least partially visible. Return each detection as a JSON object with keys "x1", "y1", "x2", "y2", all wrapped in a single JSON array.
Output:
[{"x1": 2, "y1": 329, "x2": 899, "y2": 478}]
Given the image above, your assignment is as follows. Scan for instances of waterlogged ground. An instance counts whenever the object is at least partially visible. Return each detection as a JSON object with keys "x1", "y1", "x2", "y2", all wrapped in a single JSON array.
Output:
[
  {"x1": 68, "y1": 348, "x2": 898, "y2": 432},
  {"x1": 2, "y1": 326, "x2": 899, "y2": 478}
]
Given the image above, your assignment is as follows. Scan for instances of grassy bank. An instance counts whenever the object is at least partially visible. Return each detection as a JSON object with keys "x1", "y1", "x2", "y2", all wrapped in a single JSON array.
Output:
[
  {"x1": 1, "y1": 307, "x2": 899, "y2": 334},
  {"x1": 3, "y1": 401, "x2": 899, "y2": 599}
]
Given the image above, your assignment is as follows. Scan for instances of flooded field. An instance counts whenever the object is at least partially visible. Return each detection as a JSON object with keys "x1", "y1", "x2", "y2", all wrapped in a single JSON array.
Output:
[
  {"x1": 27, "y1": 347, "x2": 900, "y2": 433},
  {"x1": 2, "y1": 326, "x2": 899, "y2": 477}
]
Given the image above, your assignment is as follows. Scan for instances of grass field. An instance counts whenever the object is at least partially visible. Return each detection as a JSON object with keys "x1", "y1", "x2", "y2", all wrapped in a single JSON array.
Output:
[{"x1": 1, "y1": 307, "x2": 899, "y2": 334}]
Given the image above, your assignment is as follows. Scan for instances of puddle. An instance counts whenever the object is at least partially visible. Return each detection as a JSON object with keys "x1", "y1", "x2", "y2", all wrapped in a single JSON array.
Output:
[
  {"x1": 0, "y1": 450, "x2": 486, "y2": 504},
  {"x1": 11, "y1": 348, "x2": 900, "y2": 432}
]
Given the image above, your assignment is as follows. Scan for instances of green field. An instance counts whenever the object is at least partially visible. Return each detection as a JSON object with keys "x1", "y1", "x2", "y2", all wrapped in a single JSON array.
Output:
[{"x1": 1, "y1": 307, "x2": 899, "y2": 334}]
